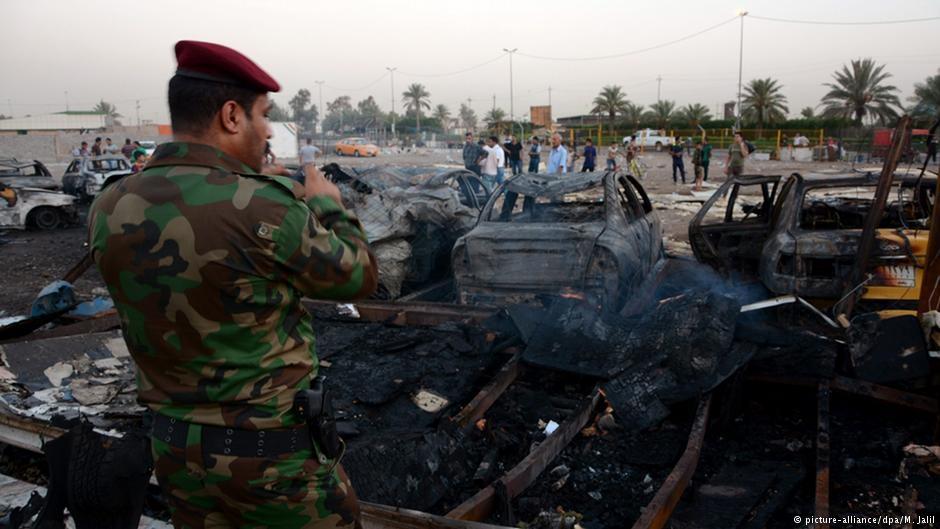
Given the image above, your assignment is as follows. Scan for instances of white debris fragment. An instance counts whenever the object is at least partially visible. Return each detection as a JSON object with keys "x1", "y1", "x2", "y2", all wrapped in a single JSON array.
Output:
[
  {"x1": 93, "y1": 357, "x2": 123, "y2": 370},
  {"x1": 411, "y1": 389, "x2": 449, "y2": 413},
  {"x1": 544, "y1": 420, "x2": 560, "y2": 436},
  {"x1": 44, "y1": 362, "x2": 74, "y2": 387},
  {"x1": 106, "y1": 337, "x2": 130, "y2": 358},
  {"x1": 336, "y1": 303, "x2": 360, "y2": 319}
]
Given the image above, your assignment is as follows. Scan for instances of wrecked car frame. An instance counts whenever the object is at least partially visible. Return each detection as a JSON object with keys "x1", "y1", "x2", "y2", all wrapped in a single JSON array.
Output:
[
  {"x1": 453, "y1": 170, "x2": 663, "y2": 310},
  {"x1": 689, "y1": 171, "x2": 934, "y2": 304},
  {"x1": 0, "y1": 183, "x2": 79, "y2": 230}
]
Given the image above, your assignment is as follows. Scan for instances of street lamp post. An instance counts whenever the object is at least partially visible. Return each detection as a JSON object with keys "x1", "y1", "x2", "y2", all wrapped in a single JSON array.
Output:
[
  {"x1": 735, "y1": 10, "x2": 748, "y2": 131},
  {"x1": 315, "y1": 80, "x2": 324, "y2": 153},
  {"x1": 386, "y1": 67, "x2": 397, "y2": 139},
  {"x1": 502, "y1": 48, "x2": 518, "y2": 125}
]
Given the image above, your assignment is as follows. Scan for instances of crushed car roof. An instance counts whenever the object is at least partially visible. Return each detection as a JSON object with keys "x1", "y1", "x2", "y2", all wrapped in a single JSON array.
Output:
[{"x1": 504, "y1": 172, "x2": 606, "y2": 196}]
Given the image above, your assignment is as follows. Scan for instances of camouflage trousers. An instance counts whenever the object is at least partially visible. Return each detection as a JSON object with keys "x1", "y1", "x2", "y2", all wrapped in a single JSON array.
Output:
[{"x1": 151, "y1": 428, "x2": 361, "y2": 529}]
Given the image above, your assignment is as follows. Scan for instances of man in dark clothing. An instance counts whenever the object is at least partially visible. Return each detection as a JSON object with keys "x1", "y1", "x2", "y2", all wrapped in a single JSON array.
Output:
[
  {"x1": 506, "y1": 135, "x2": 523, "y2": 175},
  {"x1": 670, "y1": 136, "x2": 686, "y2": 184},
  {"x1": 462, "y1": 132, "x2": 486, "y2": 176},
  {"x1": 581, "y1": 138, "x2": 597, "y2": 172},
  {"x1": 121, "y1": 138, "x2": 135, "y2": 159},
  {"x1": 528, "y1": 136, "x2": 541, "y2": 173},
  {"x1": 701, "y1": 139, "x2": 713, "y2": 181},
  {"x1": 91, "y1": 137, "x2": 103, "y2": 156}
]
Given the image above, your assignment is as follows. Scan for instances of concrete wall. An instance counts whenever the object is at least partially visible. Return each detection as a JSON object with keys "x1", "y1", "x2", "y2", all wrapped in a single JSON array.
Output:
[{"x1": 0, "y1": 127, "x2": 171, "y2": 163}]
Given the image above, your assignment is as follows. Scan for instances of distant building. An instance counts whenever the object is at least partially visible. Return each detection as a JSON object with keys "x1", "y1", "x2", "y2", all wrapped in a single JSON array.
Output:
[
  {"x1": 556, "y1": 114, "x2": 604, "y2": 127},
  {"x1": 0, "y1": 111, "x2": 111, "y2": 134},
  {"x1": 530, "y1": 105, "x2": 552, "y2": 128}
]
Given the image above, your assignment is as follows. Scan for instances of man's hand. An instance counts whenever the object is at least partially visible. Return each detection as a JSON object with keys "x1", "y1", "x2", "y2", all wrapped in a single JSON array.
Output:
[
  {"x1": 262, "y1": 163, "x2": 293, "y2": 177},
  {"x1": 304, "y1": 165, "x2": 343, "y2": 204}
]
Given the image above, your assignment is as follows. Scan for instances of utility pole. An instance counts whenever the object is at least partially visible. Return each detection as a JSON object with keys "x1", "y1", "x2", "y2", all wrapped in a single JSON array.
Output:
[
  {"x1": 135, "y1": 100, "x2": 141, "y2": 127},
  {"x1": 492, "y1": 94, "x2": 496, "y2": 112},
  {"x1": 656, "y1": 76, "x2": 662, "y2": 102},
  {"x1": 502, "y1": 48, "x2": 517, "y2": 126},
  {"x1": 386, "y1": 67, "x2": 397, "y2": 137},
  {"x1": 548, "y1": 86, "x2": 552, "y2": 108},
  {"x1": 735, "y1": 10, "x2": 748, "y2": 131},
  {"x1": 315, "y1": 80, "x2": 324, "y2": 152},
  {"x1": 65, "y1": 91, "x2": 69, "y2": 112}
]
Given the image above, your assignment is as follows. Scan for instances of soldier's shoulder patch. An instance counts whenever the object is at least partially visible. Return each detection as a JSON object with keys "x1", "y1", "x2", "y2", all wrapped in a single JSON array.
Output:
[
  {"x1": 239, "y1": 172, "x2": 304, "y2": 201},
  {"x1": 254, "y1": 220, "x2": 278, "y2": 241}
]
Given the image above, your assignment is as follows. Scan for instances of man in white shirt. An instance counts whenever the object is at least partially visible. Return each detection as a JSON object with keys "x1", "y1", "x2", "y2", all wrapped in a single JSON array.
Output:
[
  {"x1": 298, "y1": 138, "x2": 321, "y2": 166},
  {"x1": 481, "y1": 136, "x2": 503, "y2": 192}
]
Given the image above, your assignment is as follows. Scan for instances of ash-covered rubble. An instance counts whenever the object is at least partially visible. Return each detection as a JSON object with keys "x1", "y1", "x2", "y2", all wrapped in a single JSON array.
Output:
[{"x1": 324, "y1": 164, "x2": 484, "y2": 298}]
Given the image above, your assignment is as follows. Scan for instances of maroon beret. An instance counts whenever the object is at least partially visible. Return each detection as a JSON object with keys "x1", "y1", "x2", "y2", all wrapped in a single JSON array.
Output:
[{"x1": 174, "y1": 40, "x2": 280, "y2": 93}]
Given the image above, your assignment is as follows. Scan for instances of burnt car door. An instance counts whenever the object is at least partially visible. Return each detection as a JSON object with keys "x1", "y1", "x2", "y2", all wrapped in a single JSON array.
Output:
[{"x1": 689, "y1": 174, "x2": 782, "y2": 273}]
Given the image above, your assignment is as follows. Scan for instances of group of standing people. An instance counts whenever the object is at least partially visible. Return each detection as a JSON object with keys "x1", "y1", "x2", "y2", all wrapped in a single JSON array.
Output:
[
  {"x1": 71, "y1": 137, "x2": 152, "y2": 172},
  {"x1": 462, "y1": 130, "x2": 750, "y2": 193}
]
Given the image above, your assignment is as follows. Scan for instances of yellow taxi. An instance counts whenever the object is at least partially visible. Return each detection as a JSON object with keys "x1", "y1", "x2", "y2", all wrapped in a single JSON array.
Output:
[{"x1": 334, "y1": 138, "x2": 379, "y2": 157}]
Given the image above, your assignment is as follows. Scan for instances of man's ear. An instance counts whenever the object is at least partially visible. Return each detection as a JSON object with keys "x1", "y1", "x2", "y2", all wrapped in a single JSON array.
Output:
[{"x1": 218, "y1": 100, "x2": 242, "y2": 135}]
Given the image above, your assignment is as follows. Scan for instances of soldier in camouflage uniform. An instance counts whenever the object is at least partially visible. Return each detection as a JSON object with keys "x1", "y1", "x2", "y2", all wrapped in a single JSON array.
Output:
[{"x1": 88, "y1": 41, "x2": 377, "y2": 529}]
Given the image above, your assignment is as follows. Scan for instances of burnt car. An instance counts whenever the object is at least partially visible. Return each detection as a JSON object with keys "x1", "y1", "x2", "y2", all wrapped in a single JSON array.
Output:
[
  {"x1": 322, "y1": 164, "x2": 489, "y2": 298},
  {"x1": 0, "y1": 158, "x2": 58, "y2": 190},
  {"x1": 453, "y1": 171, "x2": 663, "y2": 310},
  {"x1": 61, "y1": 155, "x2": 133, "y2": 201},
  {"x1": 689, "y1": 171, "x2": 934, "y2": 305},
  {"x1": 0, "y1": 183, "x2": 79, "y2": 230}
]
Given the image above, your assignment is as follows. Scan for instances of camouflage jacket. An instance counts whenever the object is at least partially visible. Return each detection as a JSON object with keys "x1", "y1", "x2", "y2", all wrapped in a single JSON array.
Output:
[{"x1": 89, "y1": 142, "x2": 377, "y2": 429}]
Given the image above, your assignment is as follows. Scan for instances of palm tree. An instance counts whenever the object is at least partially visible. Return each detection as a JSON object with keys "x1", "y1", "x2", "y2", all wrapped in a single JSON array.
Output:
[
  {"x1": 908, "y1": 69, "x2": 940, "y2": 120},
  {"x1": 800, "y1": 107, "x2": 815, "y2": 119},
  {"x1": 591, "y1": 85, "x2": 629, "y2": 134},
  {"x1": 820, "y1": 58, "x2": 902, "y2": 126},
  {"x1": 433, "y1": 104, "x2": 451, "y2": 132},
  {"x1": 401, "y1": 83, "x2": 431, "y2": 133},
  {"x1": 93, "y1": 100, "x2": 122, "y2": 125},
  {"x1": 648, "y1": 100, "x2": 676, "y2": 129},
  {"x1": 741, "y1": 78, "x2": 789, "y2": 132},
  {"x1": 677, "y1": 103, "x2": 712, "y2": 127},
  {"x1": 624, "y1": 102, "x2": 645, "y2": 129},
  {"x1": 484, "y1": 108, "x2": 507, "y2": 133},
  {"x1": 458, "y1": 103, "x2": 478, "y2": 132}
]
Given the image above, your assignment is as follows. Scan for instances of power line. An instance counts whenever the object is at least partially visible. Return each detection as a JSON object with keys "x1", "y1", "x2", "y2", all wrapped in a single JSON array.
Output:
[
  {"x1": 516, "y1": 16, "x2": 738, "y2": 62},
  {"x1": 324, "y1": 72, "x2": 389, "y2": 92},
  {"x1": 749, "y1": 14, "x2": 940, "y2": 25},
  {"x1": 397, "y1": 53, "x2": 507, "y2": 78}
]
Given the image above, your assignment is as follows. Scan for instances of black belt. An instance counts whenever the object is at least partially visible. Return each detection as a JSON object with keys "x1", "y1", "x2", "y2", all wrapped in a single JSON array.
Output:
[{"x1": 150, "y1": 413, "x2": 313, "y2": 458}]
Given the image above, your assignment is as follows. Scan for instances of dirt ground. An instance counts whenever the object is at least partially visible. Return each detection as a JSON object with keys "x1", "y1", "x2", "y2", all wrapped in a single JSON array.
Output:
[{"x1": 0, "y1": 150, "x2": 867, "y2": 317}]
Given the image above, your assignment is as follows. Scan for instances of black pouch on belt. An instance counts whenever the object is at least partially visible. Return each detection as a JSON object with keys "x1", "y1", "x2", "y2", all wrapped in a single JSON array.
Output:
[{"x1": 292, "y1": 376, "x2": 342, "y2": 459}]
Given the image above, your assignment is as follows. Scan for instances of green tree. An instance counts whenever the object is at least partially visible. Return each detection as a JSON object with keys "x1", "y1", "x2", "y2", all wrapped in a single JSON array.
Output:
[
  {"x1": 401, "y1": 83, "x2": 431, "y2": 133},
  {"x1": 459, "y1": 103, "x2": 478, "y2": 132},
  {"x1": 648, "y1": 100, "x2": 676, "y2": 129},
  {"x1": 93, "y1": 100, "x2": 122, "y2": 125},
  {"x1": 484, "y1": 108, "x2": 507, "y2": 134},
  {"x1": 800, "y1": 106, "x2": 815, "y2": 119},
  {"x1": 624, "y1": 102, "x2": 645, "y2": 129},
  {"x1": 591, "y1": 85, "x2": 629, "y2": 134},
  {"x1": 433, "y1": 104, "x2": 451, "y2": 132},
  {"x1": 356, "y1": 96, "x2": 384, "y2": 128},
  {"x1": 820, "y1": 58, "x2": 902, "y2": 126},
  {"x1": 909, "y1": 68, "x2": 940, "y2": 120},
  {"x1": 268, "y1": 100, "x2": 291, "y2": 122},
  {"x1": 677, "y1": 103, "x2": 712, "y2": 127},
  {"x1": 326, "y1": 96, "x2": 353, "y2": 131},
  {"x1": 741, "y1": 78, "x2": 789, "y2": 131},
  {"x1": 288, "y1": 89, "x2": 317, "y2": 131}
]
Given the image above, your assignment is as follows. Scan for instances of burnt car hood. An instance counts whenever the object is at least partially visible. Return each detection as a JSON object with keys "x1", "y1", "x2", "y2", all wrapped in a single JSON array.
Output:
[{"x1": 458, "y1": 222, "x2": 605, "y2": 287}]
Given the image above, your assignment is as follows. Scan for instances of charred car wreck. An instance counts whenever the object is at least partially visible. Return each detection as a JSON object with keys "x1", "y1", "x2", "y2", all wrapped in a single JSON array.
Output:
[
  {"x1": 324, "y1": 164, "x2": 488, "y2": 298},
  {"x1": 453, "y1": 171, "x2": 663, "y2": 311},
  {"x1": 690, "y1": 171, "x2": 933, "y2": 306}
]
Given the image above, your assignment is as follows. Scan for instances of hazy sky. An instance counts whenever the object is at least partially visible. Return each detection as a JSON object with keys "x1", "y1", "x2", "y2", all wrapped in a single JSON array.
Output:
[{"x1": 3, "y1": 0, "x2": 939, "y2": 125}]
